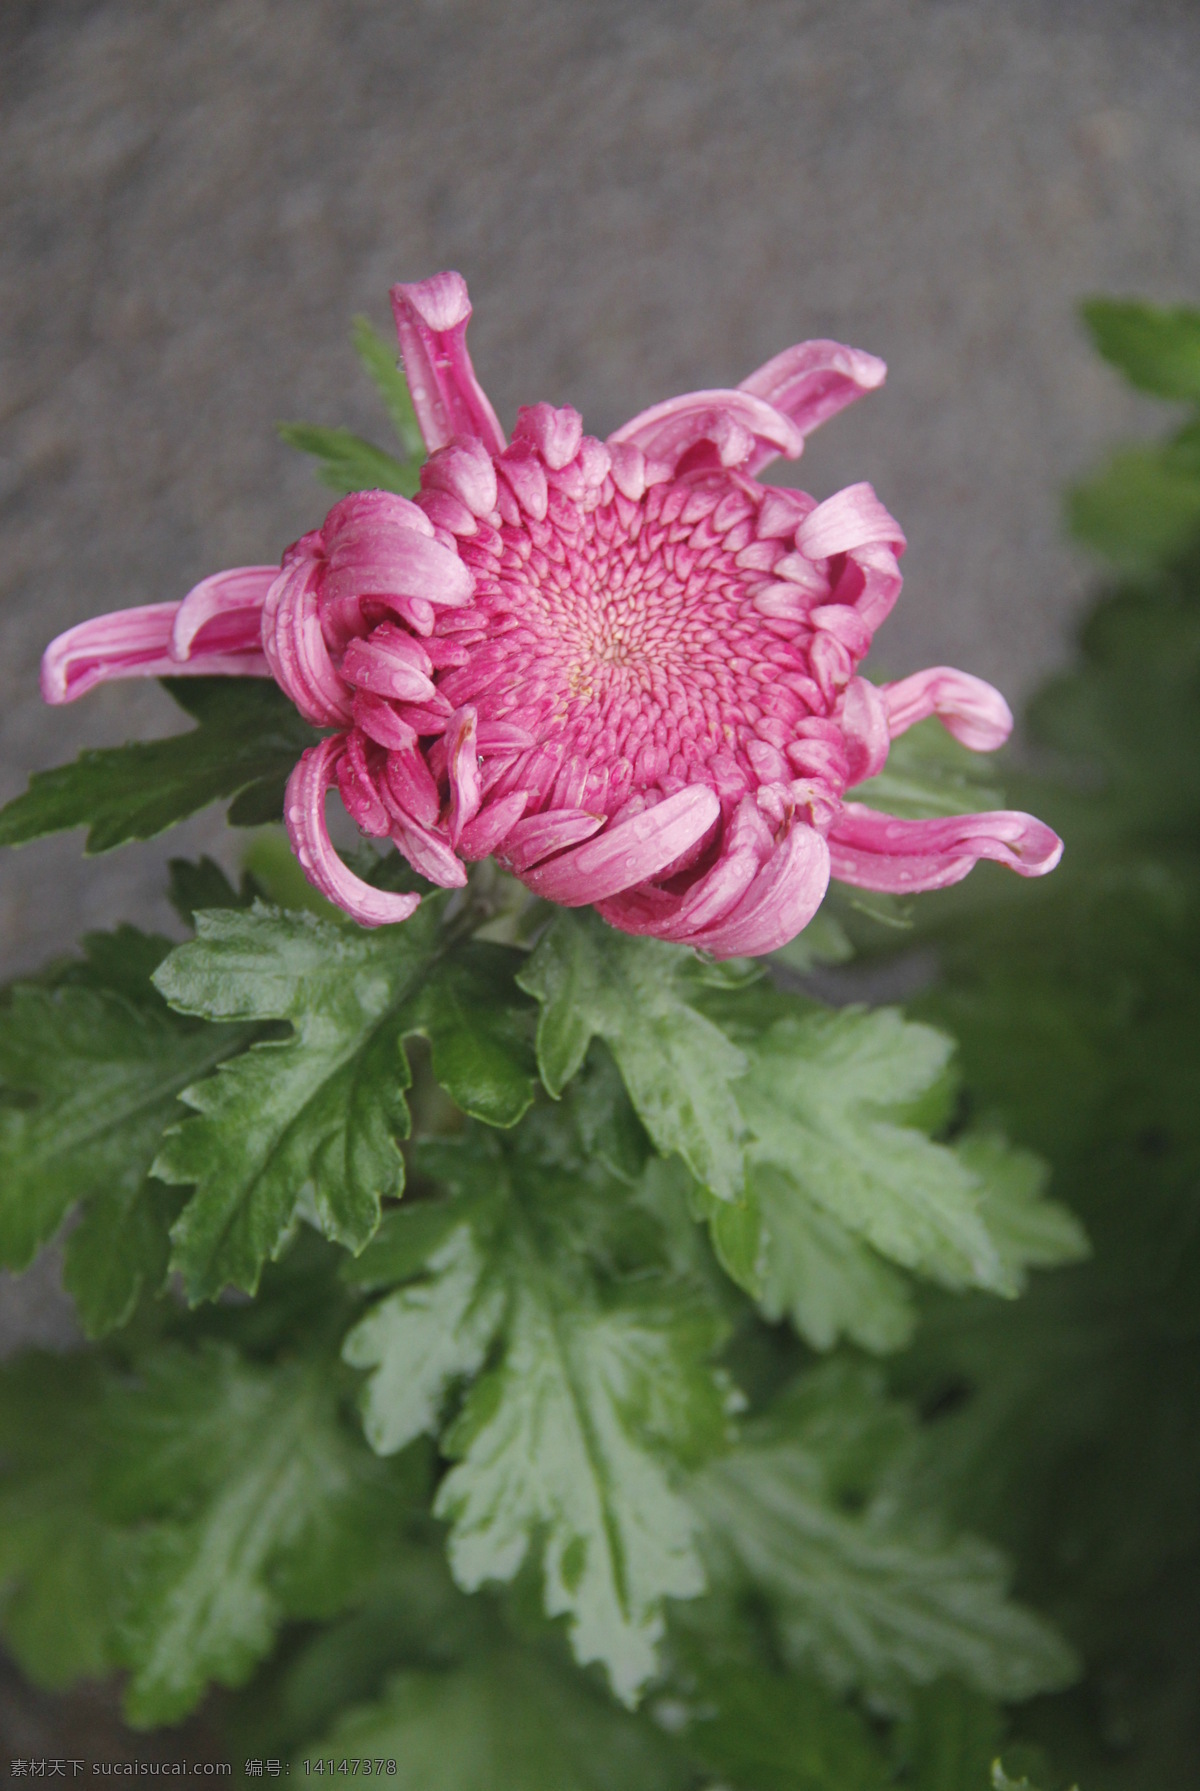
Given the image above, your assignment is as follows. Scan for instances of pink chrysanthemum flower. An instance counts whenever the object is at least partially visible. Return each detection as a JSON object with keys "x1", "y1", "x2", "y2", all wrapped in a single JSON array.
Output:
[{"x1": 42, "y1": 272, "x2": 1061, "y2": 954}]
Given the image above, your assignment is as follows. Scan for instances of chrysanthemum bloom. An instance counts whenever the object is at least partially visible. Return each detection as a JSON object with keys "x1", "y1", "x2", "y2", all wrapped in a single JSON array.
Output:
[{"x1": 42, "y1": 272, "x2": 1061, "y2": 954}]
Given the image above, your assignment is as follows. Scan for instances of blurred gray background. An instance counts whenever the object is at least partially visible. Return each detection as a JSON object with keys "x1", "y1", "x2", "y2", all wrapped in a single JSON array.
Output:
[
  {"x1": 1, "y1": 0, "x2": 1200, "y2": 1350},
  {"x1": 3, "y1": 0, "x2": 1200, "y2": 978}
]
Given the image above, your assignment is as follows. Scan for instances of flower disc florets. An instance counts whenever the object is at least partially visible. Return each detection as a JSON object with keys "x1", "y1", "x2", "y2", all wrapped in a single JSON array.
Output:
[{"x1": 41, "y1": 270, "x2": 1062, "y2": 953}]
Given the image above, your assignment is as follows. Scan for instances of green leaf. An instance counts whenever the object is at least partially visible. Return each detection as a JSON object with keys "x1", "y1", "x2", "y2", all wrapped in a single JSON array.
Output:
[
  {"x1": 692, "y1": 1364, "x2": 1078, "y2": 1708},
  {"x1": 152, "y1": 906, "x2": 435, "y2": 1298},
  {"x1": 852, "y1": 717, "x2": 1005, "y2": 819},
  {"x1": 352, "y1": 314, "x2": 425, "y2": 458},
  {"x1": 300, "y1": 1649, "x2": 690, "y2": 1789},
  {"x1": 152, "y1": 906, "x2": 536, "y2": 1299},
  {"x1": 1081, "y1": 297, "x2": 1200, "y2": 401},
  {"x1": 277, "y1": 423, "x2": 421, "y2": 499},
  {"x1": 167, "y1": 854, "x2": 263, "y2": 926},
  {"x1": 519, "y1": 911, "x2": 748, "y2": 1201},
  {"x1": 738, "y1": 1008, "x2": 1005, "y2": 1292},
  {"x1": 1066, "y1": 445, "x2": 1200, "y2": 570},
  {"x1": 752, "y1": 1163, "x2": 917, "y2": 1354},
  {"x1": 680, "y1": 1661, "x2": 889, "y2": 1791},
  {"x1": 957, "y1": 1134, "x2": 1089, "y2": 1293},
  {"x1": 437, "y1": 1272, "x2": 727, "y2": 1704},
  {"x1": 0, "y1": 679, "x2": 320, "y2": 853},
  {"x1": 96, "y1": 1342, "x2": 407, "y2": 1728},
  {"x1": 344, "y1": 1206, "x2": 507, "y2": 1456},
  {"x1": 344, "y1": 1126, "x2": 731, "y2": 1704},
  {"x1": 0, "y1": 956, "x2": 247, "y2": 1316},
  {"x1": 407, "y1": 943, "x2": 538, "y2": 1127},
  {"x1": 62, "y1": 1178, "x2": 184, "y2": 1339}
]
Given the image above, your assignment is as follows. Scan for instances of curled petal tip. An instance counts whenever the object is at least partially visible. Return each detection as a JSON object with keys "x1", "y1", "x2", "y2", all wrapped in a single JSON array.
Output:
[
  {"x1": 829, "y1": 803, "x2": 1063, "y2": 893},
  {"x1": 286, "y1": 739, "x2": 423, "y2": 928},
  {"x1": 390, "y1": 271, "x2": 505, "y2": 458},
  {"x1": 392, "y1": 269, "x2": 472, "y2": 333},
  {"x1": 881, "y1": 666, "x2": 1013, "y2": 753}
]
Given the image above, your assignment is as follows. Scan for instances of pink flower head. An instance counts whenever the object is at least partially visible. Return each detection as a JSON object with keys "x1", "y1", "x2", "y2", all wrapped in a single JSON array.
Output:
[{"x1": 42, "y1": 272, "x2": 1061, "y2": 954}]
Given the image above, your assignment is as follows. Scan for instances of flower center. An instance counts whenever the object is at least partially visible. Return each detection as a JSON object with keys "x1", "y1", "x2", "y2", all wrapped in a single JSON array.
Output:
[{"x1": 439, "y1": 474, "x2": 820, "y2": 818}]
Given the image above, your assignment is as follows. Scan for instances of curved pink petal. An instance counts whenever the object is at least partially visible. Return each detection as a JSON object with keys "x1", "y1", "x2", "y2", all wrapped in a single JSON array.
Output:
[
  {"x1": 829, "y1": 802, "x2": 1064, "y2": 892},
  {"x1": 512, "y1": 403, "x2": 584, "y2": 471},
  {"x1": 458, "y1": 790, "x2": 529, "y2": 860},
  {"x1": 420, "y1": 437, "x2": 499, "y2": 518},
  {"x1": 336, "y1": 730, "x2": 391, "y2": 837},
  {"x1": 390, "y1": 271, "x2": 506, "y2": 457},
  {"x1": 840, "y1": 540, "x2": 904, "y2": 633},
  {"x1": 341, "y1": 627, "x2": 437, "y2": 703},
  {"x1": 352, "y1": 689, "x2": 419, "y2": 753},
  {"x1": 738, "y1": 340, "x2": 887, "y2": 472},
  {"x1": 609, "y1": 390, "x2": 804, "y2": 477},
  {"x1": 286, "y1": 738, "x2": 422, "y2": 928},
  {"x1": 41, "y1": 603, "x2": 269, "y2": 704},
  {"x1": 880, "y1": 667, "x2": 1013, "y2": 753},
  {"x1": 598, "y1": 838, "x2": 762, "y2": 941},
  {"x1": 525, "y1": 786, "x2": 720, "y2": 905},
  {"x1": 837, "y1": 677, "x2": 891, "y2": 783},
  {"x1": 170, "y1": 566, "x2": 278, "y2": 660},
  {"x1": 502, "y1": 807, "x2": 606, "y2": 874},
  {"x1": 446, "y1": 706, "x2": 483, "y2": 844},
  {"x1": 389, "y1": 813, "x2": 469, "y2": 889},
  {"x1": 795, "y1": 482, "x2": 906, "y2": 561},
  {"x1": 324, "y1": 489, "x2": 436, "y2": 542},
  {"x1": 261, "y1": 560, "x2": 353, "y2": 727},
  {"x1": 322, "y1": 528, "x2": 474, "y2": 618},
  {"x1": 683, "y1": 823, "x2": 831, "y2": 958},
  {"x1": 383, "y1": 746, "x2": 442, "y2": 829}
]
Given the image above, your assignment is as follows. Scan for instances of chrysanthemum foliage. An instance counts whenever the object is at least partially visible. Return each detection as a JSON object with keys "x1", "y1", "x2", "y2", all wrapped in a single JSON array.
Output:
[{"x1": 4, "y1": 287, "x2": 1196, "y2": 1786}]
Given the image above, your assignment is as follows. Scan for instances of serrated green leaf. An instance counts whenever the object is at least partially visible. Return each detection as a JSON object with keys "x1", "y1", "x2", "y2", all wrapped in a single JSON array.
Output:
[
  {"x1": 680, "y1": 1661, "x2": 889, "y2": 1791},
  {"x1": 519, "y1": 911, "x2": 748, "y2": 1201},
  {"x1": 752, "y1": 1163, "x2": 917, "y2": 1354},
  {"x1": 853, "y1": 717, "x2": 1005, "y2": 819},
  {"x1": 277, "y1": 424, "x2": 420, "y2": 498},
  {"x1": 62, "y1": 1177, "x2": 183, "y2": 1337},
  {"x1": 152, "y1": 905, "x2": 535, "y2": 1298},
  {"x1": 99, "y1": 1342, "x2": 405, "y2": 1728},
  {"x1": 1081, "y1": 297, "x2": 1200, "y2": 401},
  {"x1": 957, "y1": 1134, "x2": 1089, "y2": 1293},
  {"x1": 301, "y1": 1649, "x2": 690, "y2": 1789},
  {"x1": 0, "y1": 679, "x2": 319, "y2": 853},
  {"x1": 344, "y1": 1212, "x2": 506, "y2": 1455},
  {"x1": 0, "y1": 970, "x2": 246, "y2": 1290},
  {"x1": 352, "y1": 314, "x2": 425, "y2": 458},
  {"x1": 152, "y1": 906, "x2": 439, "y2": 1298},
  {"x1": 345, "y1": 1125, "x2": 731, "y2": 1705},
  {"x1": 738, "y1": 1008, "x2": 1003, "y2": 1291},
  {"x1": 692, "y1": 1364, "x2": 1078, "y2": 1708},
  {"x1": 437, "y1": 1272, "x2": 726, "y2": 1705}
]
